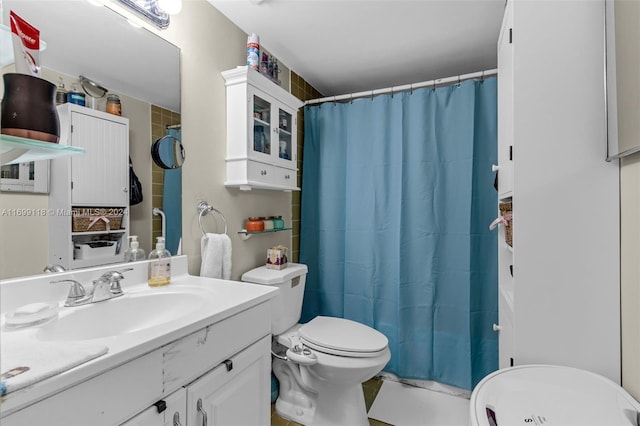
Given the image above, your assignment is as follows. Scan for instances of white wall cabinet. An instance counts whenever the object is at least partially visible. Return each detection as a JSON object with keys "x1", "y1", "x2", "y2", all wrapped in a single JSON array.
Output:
[
  {"x1": 222, "y1": 66, "x2": 303, "y2": 191},
  {"x1": 48, "y1": 104, "x2": 130, "y2": 269},
  {"x1": 494, "y1": 0, "x2": 621, "y2": 383}
]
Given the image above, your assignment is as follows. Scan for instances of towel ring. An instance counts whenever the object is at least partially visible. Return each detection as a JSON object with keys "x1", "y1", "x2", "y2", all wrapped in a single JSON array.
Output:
[{"x1": 197, "y1": 201, "x2": 228, "y2": 236}]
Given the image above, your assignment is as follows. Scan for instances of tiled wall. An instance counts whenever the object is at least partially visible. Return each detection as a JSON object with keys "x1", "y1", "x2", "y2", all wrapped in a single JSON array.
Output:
[
  {"x1": 151, "y1": 105, "x2": 181, "y2": 243},
  {"x1": 289, "y1": 72, "x2": 323, "y2": 263}
]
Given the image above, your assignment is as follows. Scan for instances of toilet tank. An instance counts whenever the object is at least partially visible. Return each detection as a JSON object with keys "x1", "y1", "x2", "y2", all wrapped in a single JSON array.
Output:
[{"x1": 241, "y1": 263, "x2": 308, "y2": 335}]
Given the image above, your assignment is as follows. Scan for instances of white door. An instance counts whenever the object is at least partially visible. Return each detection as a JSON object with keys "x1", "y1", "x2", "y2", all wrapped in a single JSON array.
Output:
[
  {"x1": 70, "y1": 111, "x2": 129, "y2": 205},
  {"x1": 186, "y1": 337, "x2": 270, "y2": 426}
]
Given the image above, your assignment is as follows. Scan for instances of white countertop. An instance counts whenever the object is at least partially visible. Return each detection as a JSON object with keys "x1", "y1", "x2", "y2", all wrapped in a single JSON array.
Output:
[{"x1": 0, "y1": 256, "x2": 278, "y2": 416}]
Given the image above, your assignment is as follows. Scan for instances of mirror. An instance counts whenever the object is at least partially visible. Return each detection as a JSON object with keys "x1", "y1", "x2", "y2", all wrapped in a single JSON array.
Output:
[
  {"x1": 605, "y1": 0, "x2": 640, "y2": 160},
  {"x1": 151, "y1": 135, "x2": 185, "y2": 169},
  {"x1": 0, "y1": 0, "x2": 181, "y2": 279}
]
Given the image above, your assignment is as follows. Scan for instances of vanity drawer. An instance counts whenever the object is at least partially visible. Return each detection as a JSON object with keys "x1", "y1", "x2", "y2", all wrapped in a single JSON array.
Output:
[
  {"x1": 2, "y1": 351, "x2": 164, "y2": 426},
  {"x1": 247, "y1": 161, "x2": 274, "y2": 185},
  {"x1": 273, "y1": 167, "x2": 297, "y2": 189},
  {"x1": 162, "y1": 301, "x2": 271, "y2": 389}
]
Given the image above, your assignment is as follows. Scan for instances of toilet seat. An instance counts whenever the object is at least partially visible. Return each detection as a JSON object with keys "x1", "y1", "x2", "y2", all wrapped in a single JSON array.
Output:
[
  {"x1": 299, "y1": 316, "x2": 389, "y2": 358},
  {"x1": 470, "y1": 365, "x2": 640, "y2": 426}
]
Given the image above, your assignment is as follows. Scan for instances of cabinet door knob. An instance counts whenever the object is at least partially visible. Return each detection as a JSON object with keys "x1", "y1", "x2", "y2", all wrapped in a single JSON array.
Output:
[
  {"x1": 123, "y1": 186, "x2": 128, "y2": 192},
  {"x1": 491, "y1": 164, "x2": 500, "y2": 172},
  {"x1": 173, "y1": 412, "x2": 182, "y2": 426},
  {"x1": 197, "y1": 399, "x2": 208, "y2": 426},
  {"x1": 493, "y1": 323, "x2": 502, "y2": 332}
]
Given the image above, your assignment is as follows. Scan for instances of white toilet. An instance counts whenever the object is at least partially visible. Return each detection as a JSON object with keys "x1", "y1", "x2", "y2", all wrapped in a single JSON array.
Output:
[
  {"x1": 470, "y1": 365, "x2": 640, "y2": 426},
  {"x1": 242, "y1": 263, "x2": 390, "y2": 426}
]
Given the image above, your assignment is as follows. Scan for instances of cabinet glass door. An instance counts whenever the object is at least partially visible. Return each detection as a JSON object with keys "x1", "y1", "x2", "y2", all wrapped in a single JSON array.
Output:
[
  {"x1": 253, "y1": 95, "x2": 271, "y2": 156},
  {"x1": 277, "y1": 108, "x2": 293, "y2": 163}
]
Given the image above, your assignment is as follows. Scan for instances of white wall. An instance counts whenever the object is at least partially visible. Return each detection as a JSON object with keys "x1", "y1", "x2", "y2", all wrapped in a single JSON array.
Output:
[
  {"x1": 141, "y1": 1, "x2": 294, "y2": 279},
  {"x1": 621, "y1": 154, "x2": 640, "y2": 400}
]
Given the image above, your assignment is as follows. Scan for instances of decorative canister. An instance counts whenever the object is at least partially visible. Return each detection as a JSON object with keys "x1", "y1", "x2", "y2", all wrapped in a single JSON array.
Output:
[
  {"x1": 106, "y1": 94, "x2": 121, "y2": 116},
  {"x1": 1, "y1": 73, "x2": 60, "y2": 143},
  {"x1": 66, "y1": 86, "x2": 85, "y2": 106},
  {"x1": 273, "y1": 216, "x2": 285, "y2": 230},
  {"x1": 263, "y1": 216, "x2": 274, "y2": 231},
  {"x1": 246, "y1": 217, "x2": 264, "y2": 232}
]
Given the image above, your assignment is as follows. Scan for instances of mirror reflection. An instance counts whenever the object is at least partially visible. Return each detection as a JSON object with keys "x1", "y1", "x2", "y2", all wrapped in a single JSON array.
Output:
[
  {"x1": 151, "y1": 134, "x2": 185, "y2": 170},
  {"x1": 0, "y1": 0, "x2": 181, "y2": 279}
]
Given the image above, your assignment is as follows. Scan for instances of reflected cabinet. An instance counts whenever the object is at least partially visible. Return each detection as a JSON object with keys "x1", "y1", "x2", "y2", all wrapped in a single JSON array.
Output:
[
  {"x1": 48, "y1": 104, "x2": 130, "y2": 270},
  {"x1": 222, "y1": 66, "x2": 303, "y2": 191}
]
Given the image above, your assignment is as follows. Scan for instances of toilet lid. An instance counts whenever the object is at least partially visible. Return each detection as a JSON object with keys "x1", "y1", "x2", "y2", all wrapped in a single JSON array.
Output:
[
  {"x1": 298, "y1": 316, "x2": 388, "y2": 357},
  {"x1": 470, "y1": 365, "x2": 640, "y2": 426}
]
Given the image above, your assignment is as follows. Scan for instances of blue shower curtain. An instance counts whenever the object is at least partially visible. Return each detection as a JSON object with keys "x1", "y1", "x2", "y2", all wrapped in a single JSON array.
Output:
[{"x1": 300, "y1": 77, "x2": 498, "y2": 390}]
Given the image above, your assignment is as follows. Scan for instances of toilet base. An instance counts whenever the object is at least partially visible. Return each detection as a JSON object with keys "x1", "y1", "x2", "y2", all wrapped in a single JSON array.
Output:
[
  {"x1": 273, "y1": 359, "x2": 370, "y2": 426},
  {"x1": 276, "y1": 381, "x2": 368, "y2": 426}
]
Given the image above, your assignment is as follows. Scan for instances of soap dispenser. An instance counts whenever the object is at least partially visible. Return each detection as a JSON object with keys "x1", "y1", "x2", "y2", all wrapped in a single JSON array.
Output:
[
  {"x1": 148, "y1": 236, "x2": 171, "y2": 287},
  {"x1": 124, "y1": 235, "x2": 146, "y2": 262}
]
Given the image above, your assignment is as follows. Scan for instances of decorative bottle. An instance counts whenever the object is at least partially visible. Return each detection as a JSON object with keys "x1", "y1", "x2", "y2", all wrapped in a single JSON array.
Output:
[
  {"x1": 124, "y1": 235, "x2": 146, "y2": 262},
  {"x1": 148, "y1": 236, "x2": 171, "y2": 287}
]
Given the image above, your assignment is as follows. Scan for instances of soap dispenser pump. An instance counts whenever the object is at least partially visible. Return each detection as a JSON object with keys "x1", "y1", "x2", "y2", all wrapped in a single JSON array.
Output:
[
  {"x1": 148, "y1": 236, "x2": 171, "y2": 287},
  {"x1": 124, "y1": 235, "x2": 146, "y2": 262}
]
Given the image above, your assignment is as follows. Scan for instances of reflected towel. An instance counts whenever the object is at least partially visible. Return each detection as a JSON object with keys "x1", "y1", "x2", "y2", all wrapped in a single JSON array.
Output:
[
  {"x1": 0, "y1": 333, "x2": 108, "y2": 397},
  {"x1": 200, "y1": 233, "x2": 232, "y2": 280}
]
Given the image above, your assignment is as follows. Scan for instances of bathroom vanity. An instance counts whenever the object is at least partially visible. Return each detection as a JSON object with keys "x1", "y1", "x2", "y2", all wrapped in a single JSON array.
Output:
[{"x1": 0, "y1": 256, "x2": 277, "y2": 425}]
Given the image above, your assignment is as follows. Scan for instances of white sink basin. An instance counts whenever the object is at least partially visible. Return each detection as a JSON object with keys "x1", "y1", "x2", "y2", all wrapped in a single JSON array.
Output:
[{"x1": 36, "y1": 288, "x2": 207, "y2": 341}]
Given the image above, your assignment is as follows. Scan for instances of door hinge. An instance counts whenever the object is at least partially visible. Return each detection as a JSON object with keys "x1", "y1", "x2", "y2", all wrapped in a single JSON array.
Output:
[
  {"x1": 71, "y1": 181, "x2": 74, "y2": 190},
  {"x1": 509, "y1": 28, "x2": 513, "y2": 44},
  {"x1": 71, "y1": 124, "x2": 74, "y2": 133},
  {"x1": 509, "y1": 145, "x2": 513, "y2": 161}
]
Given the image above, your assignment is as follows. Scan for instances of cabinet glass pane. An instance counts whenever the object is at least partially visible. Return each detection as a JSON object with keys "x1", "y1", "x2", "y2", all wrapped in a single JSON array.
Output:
[
  {"x1": 278, "y1": 108, "x2": 293, "y2": 161},
  {"x1": 253, "y1": 95, "x2": 271, "y2": 155}
]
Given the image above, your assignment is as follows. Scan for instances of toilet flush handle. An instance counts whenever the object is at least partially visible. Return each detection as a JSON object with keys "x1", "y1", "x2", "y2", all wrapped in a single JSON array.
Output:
[{"x1": 286, "y1": 345, "x2": 318, "y2": 366}]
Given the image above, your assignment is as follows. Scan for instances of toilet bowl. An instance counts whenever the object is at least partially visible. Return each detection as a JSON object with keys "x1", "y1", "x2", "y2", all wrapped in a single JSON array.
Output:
[
  {"x1": 470, "y1": 365, "x2": 640, "y2": 426},
  {"x1": 242, "y1": 263, "x2": 391, "y2": 426}
]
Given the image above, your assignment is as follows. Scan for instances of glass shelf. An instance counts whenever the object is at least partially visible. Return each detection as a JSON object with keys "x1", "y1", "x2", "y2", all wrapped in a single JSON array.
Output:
[
  {"x1": 1, "y1": 134, "x2": 85, "y2": 165},
  {"x1": 238, "y1": 227, "x2": 292, "y2": 240}
]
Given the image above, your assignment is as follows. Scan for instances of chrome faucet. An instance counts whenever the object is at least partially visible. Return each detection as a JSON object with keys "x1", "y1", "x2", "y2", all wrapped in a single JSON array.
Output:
[{"x1": 52, "y1": 268, "x2": 132, "y2": 307}]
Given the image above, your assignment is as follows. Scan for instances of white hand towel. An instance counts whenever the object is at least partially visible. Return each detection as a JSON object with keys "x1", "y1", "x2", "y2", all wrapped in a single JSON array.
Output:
[
  {"x1": 1, "y1": 333, "x2": 108, "y2": 397},
  {"x1": 200, "y1": 233, "x2": 232, "y2": 280}
]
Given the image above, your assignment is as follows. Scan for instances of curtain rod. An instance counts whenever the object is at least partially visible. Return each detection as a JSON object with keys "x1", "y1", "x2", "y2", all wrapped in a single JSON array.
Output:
[{"x1": 304, "y1": 68, "x2": 498, "y2": 106}]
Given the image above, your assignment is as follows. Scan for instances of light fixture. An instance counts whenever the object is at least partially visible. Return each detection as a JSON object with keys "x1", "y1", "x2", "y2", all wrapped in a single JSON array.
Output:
[
  {"x1": 116, "y1": 0, "x2": 170, "y2": 29},
  {"x1": 157, "y1": 0, "x2": 182, "y2": 15}
]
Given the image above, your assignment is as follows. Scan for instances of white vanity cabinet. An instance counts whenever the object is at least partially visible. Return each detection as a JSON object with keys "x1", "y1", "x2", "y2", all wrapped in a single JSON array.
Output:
[
  {"x1": 120, "y1": 388, "x2": 186, "y2": 426},
  {"x1": 494, "y1": 0, "x2": 620, "y2": 382},
  {"x1": 222, "y1": 66, "x2": 303, "y2": 191},
  {"x1": 2, "y1": 301, "x2": 272, "y2": 426},
  {"x1": 185, "y1": 336, "x2": 270, "y2": 426},
  {"x1": 48, "y1": 104, "x2": 130, "y2": 269}
]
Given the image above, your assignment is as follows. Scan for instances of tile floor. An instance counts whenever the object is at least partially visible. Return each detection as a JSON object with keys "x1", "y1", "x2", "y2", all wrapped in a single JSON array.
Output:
[{"x1": 270, "y1": 377, "x2": 392, "y2": 426}]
